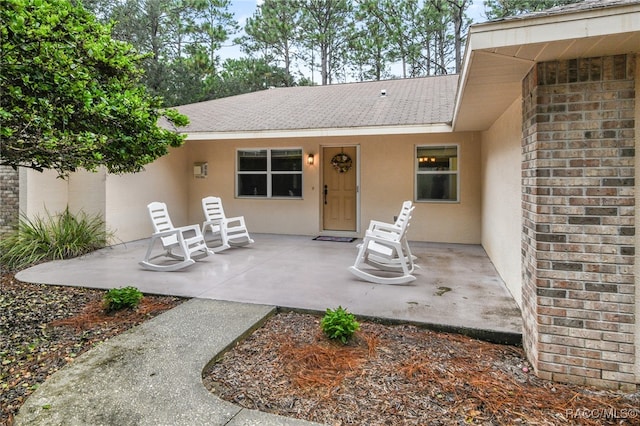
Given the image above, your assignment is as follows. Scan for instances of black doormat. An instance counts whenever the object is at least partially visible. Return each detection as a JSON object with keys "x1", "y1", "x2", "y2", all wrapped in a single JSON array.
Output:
[{"x1": 313, "y1": 236, "x2": 356, "y2": 243}]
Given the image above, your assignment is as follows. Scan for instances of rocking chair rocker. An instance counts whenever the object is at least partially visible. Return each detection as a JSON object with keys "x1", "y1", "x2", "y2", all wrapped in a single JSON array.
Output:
[
  {"x1": 139, "y1": 202, "x2": 214, "y2": 271},
  {"x1": 349, "y1": 201, "x2": 416, "y2": 284}
]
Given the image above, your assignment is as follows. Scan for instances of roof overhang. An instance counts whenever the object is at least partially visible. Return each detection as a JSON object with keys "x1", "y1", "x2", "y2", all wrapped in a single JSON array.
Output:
[
  {"x1": 453, "y1": 2, "x2": 640, "y2": 132},
  {"x1": 184, "y1": 123, "x2": 453, "y2": 141}
]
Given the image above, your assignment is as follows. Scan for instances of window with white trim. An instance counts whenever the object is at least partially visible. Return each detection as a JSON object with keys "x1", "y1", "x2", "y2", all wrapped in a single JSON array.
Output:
[
  {"x1": 237, "y1": 149, "x2": 303, "y2": 198},
  {"x1": 415, "y1": 145, "x2": 459, "y2": 202}
]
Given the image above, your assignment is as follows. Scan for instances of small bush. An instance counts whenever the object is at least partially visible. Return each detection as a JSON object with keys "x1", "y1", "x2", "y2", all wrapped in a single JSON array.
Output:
[
  {"x1": 0, "y1": 207, "x2": 111, "y2": 271},
  {"x1": 320, "y1": 306, "x2": 360, "y2": 344},
  {"x1": 103, "y1": 286, "x2": 144, "y2": 312}
]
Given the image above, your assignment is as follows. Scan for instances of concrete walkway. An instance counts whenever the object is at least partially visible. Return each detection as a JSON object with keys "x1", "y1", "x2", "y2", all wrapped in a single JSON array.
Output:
[
  {"x1": 15, "y1": 234, "x2": 523, "y2": 425},
  {"x1": 15, "y1": 299, "x2": 321, "y2": 426}
]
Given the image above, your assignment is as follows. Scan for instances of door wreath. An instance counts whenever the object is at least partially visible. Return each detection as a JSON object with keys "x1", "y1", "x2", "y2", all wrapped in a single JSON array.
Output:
[{"x1": 330, "y1": 153, "x2": 352, "y2": 173}]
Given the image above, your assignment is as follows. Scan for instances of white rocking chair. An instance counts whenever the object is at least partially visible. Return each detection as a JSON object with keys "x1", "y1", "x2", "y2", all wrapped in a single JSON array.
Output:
[
  {"x1": 349, "y1": 202, "x2": 416, "y2": 284},
  {"x1": 139, "y1": 202, "x2": 214, "y2": 272},
  {"x1": 361, "y1": 200, "x2": 417, "y2": 273},
  {"x1": 202, "y1": 196, "x2": 254, "y2": 252}
]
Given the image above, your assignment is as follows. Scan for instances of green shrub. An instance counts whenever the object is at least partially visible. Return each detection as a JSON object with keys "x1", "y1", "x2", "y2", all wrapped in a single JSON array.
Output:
[
  {"x1": 320, "y1": 306, "x2": 360, "y2": 344},
  {"x1": 0, "y1": 207, "x2": 111, "y2": 271},
  {"x1": 103, "y1": 286, "x2": 144, "y2": 312}
]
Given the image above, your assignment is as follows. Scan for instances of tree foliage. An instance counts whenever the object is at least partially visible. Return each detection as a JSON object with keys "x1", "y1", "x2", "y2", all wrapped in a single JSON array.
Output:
[
  {"x1": 206, "y1": 57, "x2": 293, "y2": 99},
  {"x1": 0, "y1": 0, "x2": 188, "y2": 176},
  {"x1": 355, "y1": 0, "x2": 472, "y2": 77},
  {"x1": 350, "y1": 5, "x2": 394, "y2": 81},
  {"x1": 93, "y1": 0, "x2": 240, "y2": 104},
  {"x1": 49, "y1": 0, "x2": 582, "y2": 107},
  {"x1": 242, "y1": 0, "x2": 301, "y2": 85},
  {"x1": 1, "y1": 0, "x2": 580, "y2": 178},
  {"x1": 299, "y1": 0, "x2": 354, "y2": 85}
]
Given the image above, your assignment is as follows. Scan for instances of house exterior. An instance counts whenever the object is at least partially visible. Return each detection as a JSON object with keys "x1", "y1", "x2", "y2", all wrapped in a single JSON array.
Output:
[{"x1": 7, "y1": 0, "x2": 639, "y2": 390}]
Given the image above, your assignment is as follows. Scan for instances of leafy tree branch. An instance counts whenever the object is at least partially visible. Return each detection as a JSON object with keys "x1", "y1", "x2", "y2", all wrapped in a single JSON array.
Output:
[{"x1": 0, "y1": 0, "x2": 188, "y2": 176}]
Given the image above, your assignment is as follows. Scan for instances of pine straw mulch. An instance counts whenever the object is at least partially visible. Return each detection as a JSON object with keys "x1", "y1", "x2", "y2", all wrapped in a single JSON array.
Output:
[
  {"x1": 203, "y1": 312, "x2": 640, "y2": 426},
  {"x1": 0, "y1": 272, "x2": 184, "y2": 426}
]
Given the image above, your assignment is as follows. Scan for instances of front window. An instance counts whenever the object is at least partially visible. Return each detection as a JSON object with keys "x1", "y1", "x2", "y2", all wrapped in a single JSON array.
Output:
[
  {"x1": 415, "y1": 145, "x2": 459, "y2": 202},
  {"x1": 237, "y1": 149, "x2": 302, "y2": 198}
]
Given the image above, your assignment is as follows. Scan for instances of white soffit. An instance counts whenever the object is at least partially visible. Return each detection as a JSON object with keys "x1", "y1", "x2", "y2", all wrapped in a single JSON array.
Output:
[{"x1": 453, "y1": 3, "x2": 640, "y2": 132}]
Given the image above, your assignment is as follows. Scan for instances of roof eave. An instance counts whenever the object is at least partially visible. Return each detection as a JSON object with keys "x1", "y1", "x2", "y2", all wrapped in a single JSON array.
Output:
[
  {"x1": 183, "y1": 123, "x2": 454, "y2": 141},
  {"x1": 453, "y1": 1, "x2": 640, "y2": 132}
]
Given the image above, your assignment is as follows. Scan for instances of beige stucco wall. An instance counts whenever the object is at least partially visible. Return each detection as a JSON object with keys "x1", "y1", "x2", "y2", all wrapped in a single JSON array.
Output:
[
  {"x1": 359, "y1": 132, "x2": 481, "y2": 243},
  {"x1": 18, "y1": 148, "x2": 189, "y2": 244},
  {"x1": 187, "y1": 137, "x2": 321, "y2": 235},
  {"x1": 68, "y1": 169, "x2": 106, "y2": 218},
  {"x1": 17, "y1": 131, "x2": 482, "y2": 246},
  {"x1": 480, "y1": 97, "x2": 523, "y2": 306},
  {"x1": 105, "y1": 147, "x2": 189, "y2": 242},
  {"x1": 20, "y1": 168, "x2": 69, "y2": 219},
  {"x1": 185, "y1": 131, "x2": 482, "y2": 244},
  {"x1": 20, "y1": 168, "x2": 107, "y2": 223}
]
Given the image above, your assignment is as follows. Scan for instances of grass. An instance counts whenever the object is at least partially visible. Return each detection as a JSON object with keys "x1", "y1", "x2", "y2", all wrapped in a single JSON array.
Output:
[{"x1": 0, "y1": 207, "x2": 112, "y2": 271}]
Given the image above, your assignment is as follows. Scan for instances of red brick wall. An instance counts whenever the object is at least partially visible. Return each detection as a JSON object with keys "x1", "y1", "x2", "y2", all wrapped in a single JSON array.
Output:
[{"x1": 522, "y1": 55, "x2": 637, "y2": 390}]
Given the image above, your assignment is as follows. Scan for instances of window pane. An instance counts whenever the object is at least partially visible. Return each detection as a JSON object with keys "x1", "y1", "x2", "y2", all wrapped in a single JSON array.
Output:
[
  {"x1": 417, "y1": 146, "x2": 457, "y2": 171},
  {"x1": 238, "y1": 150, "x2": 267, "y2": 171},
  {"x1": 272, "y1": 174, "x2": 302, "y2": 197},
  {"x1": 271, "y1": 149, "x2": 302, "y2": 171},
  {"x1": 417, "y1": 173, "x2": 457, "y2": 201},
  {"x1": 238, "y1": 174, "x2": 267, "y2": 196}
]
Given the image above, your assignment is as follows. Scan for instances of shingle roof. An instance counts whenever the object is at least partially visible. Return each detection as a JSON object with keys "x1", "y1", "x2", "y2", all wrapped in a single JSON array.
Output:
[
  {"x1": 175, "y1": 75, "x2": 458, "y2": 134},
  {"x1": 494, "y1": 0, "x2": 640, "y2": 22}
]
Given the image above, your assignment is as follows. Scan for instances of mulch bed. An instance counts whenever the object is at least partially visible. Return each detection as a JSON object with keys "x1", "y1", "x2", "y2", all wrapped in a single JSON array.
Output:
[
  {"x1": 0, "y1": 271, "x2": 183, "y2": 426},
  {"x1": 1, "y1": 269, "x2": 639, "y2": 426},
  {"x1": 204, "y1": 312, "x2": 640, "y2": 426}
]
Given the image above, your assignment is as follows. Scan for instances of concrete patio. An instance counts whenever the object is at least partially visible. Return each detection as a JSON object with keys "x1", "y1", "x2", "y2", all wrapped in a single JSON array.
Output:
[
  {"x1": 16, "y1": 233, "x2": 522, "y2": 342},
  {"x1": 16, "y1": 234, "x2": 526, "y2": 425}
]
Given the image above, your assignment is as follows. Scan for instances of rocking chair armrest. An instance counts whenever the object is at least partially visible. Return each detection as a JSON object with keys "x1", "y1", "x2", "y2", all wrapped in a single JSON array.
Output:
[
  {"x1": 151, "y1": 228, "x2": 184, "y2": 239},
  {"x1": 225, "y1": 216, "x2": 246, "y2": 226},
  {"x1": 367, "y1": 219, "x2": 393, "y2": 230},
  {"x1": 367, "y1": 220, "x2": 402, "y2": 233},
  {"x1": 151, "y1": 225, "x2": 202, "y2": 241},
  {"x1": 368, "y1": 226, "x2": 403, "y2": 239},
  {"x1": 203, "y1": 218, "x2": 224, "y2": 228},
  {"x1": 175, "y1": 224, "x2": 203, "y2": 236},
  {"x1": 365, "y1": 228, "x2": 403, "y2": 243}
]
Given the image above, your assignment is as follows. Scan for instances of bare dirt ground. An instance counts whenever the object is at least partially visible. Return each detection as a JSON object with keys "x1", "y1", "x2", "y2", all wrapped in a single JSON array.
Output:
[{"x1": 204, "y1": 312, "x2": 640, "y2": 426}]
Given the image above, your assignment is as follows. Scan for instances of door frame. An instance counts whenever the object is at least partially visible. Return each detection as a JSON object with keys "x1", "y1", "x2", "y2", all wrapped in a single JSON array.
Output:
[{"x1": 320, "y1": 144, "x2": 360, "y2": 235}]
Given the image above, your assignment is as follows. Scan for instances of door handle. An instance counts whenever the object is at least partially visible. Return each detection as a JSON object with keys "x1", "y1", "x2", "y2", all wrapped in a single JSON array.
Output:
[{"x1": 324, "y1": 185, "x2": 328, "y2": 205}]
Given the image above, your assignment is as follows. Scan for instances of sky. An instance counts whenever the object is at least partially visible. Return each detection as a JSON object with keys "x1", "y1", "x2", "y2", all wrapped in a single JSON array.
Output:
[
  {"x1": 218, "y1": 0, "x2": 489, "y2": 78},
  {"x1": 216, "y1": 1, "x2": 260, "y2": 63}
]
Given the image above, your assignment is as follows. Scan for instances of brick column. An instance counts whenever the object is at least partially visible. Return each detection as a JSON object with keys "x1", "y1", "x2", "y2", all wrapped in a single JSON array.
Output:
[
  {"x1": 522, "y1": 55, "x2": 637, "y2": 390},
  {"x1": 0, "y1": 165, "x2": 19, "y2": 235}
]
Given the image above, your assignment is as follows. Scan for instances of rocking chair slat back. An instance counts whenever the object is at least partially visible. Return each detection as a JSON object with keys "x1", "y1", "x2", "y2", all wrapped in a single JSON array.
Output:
[{"x1": 139, "y1": 201, "x2": 214, "y2": 272}]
